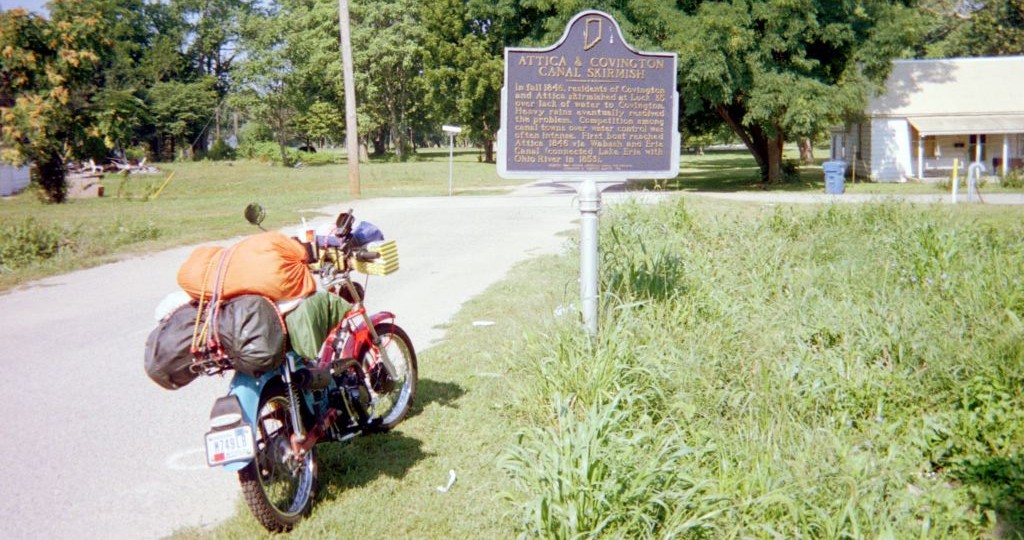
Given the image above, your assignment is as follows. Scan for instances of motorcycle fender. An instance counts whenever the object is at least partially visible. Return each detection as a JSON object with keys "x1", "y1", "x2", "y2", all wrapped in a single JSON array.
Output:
[
  {"x1": 340, "y1": 311, "x2": 395, "y2": 359},
  {"x1": 221, "y1": 370, "x2": 279, "y2": 472}
]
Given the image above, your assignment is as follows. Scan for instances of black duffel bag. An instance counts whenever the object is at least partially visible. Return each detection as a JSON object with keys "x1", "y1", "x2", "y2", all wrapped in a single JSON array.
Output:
[{"x1": 144, "y1": 295, "x2": 286, "y2": 390}]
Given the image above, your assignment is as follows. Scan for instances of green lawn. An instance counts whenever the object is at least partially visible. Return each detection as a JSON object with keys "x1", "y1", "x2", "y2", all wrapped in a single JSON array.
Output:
[{"x1": 0, "y1": 150, "x2": 520, "y2": 290}]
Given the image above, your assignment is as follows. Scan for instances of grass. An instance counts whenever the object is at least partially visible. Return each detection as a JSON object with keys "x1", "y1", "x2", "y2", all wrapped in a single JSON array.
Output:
[
  {"x1": 504, "y1": 198, "x2": 1024, "y2": 538},
  {"x1": 630, "y1": 147, "x2": 1024, "y2": 196},
  {"x1": 0, "y1": 150, "x2": 518, "y2": 290}
]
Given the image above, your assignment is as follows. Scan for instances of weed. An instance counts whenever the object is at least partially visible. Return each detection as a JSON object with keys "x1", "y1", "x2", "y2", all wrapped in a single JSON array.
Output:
[
  {"x1": 0, "y1": 218, "x2": 67, "y2": 272},
  {"x1": 505, "y1": 199, "x2": 1023, "y2": 538}
]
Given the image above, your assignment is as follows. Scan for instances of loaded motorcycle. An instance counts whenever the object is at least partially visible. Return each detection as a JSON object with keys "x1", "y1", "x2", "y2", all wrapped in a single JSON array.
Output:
[{"x1": 147, "y1": 205, "x2": 417, "y2": 532}]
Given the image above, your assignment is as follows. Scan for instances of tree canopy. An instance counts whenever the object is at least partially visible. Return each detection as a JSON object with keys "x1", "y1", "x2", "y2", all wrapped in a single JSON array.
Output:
[{"x1": 2, "y1": 0, "x2": 1023, "y2": 200}]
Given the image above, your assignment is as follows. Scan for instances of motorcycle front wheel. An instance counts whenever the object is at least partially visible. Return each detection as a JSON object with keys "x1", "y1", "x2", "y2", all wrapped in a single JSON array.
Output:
[
  {"x1": 238, "y1": 382, "x2": 318, "y2": 532},
  {"x1": 364, "y1": 322, "x2": 417, "y2": 431}
]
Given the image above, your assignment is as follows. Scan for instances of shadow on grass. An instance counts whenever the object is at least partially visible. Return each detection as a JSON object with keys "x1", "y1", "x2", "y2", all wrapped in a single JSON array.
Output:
[
  {"x1": 313, "y1": 378, "x2": 463, "y2": 502},
  {"x1": 316, "y1": 431, "x2": 430, "y2": 496},
  {"x1": 958, "y1": 454, "x2": 1024, "y2": 537},
  {"x1": 609, "y1": 150, "x2": 831, "y2": 193},
  {"x1": 363, "y1": 149, "x2": 485, "y2": 162},
  {"x1": 411, "y1": 377, "x2": 466, "y2": 414}
]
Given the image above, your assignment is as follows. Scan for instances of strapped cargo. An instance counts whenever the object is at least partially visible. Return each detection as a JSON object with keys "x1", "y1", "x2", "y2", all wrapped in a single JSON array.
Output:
[
  {"x1": 144, "y1": 295, "x2": 287, "y2": 390},
  {"x1": 146, "y1": 232, "x2": 307, "y2": 390},
  {"x1": 177, "y1": 231, "x2": 316, "y2": 302}
]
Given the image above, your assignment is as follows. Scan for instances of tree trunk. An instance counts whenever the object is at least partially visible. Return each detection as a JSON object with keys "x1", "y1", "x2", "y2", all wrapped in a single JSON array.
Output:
[
  {"x1": 31, "y1": 151, "x2": 67, "y2": 203},
  {"x1": 484, "y1": 139, "x2": 494, "y2": 163},
  {"x1": 799, "y1": 137, "x2": 814, "y2": 164},
  {"x1": 278, "y1": 137, "x2": 288, "y2": 165},
  {"x1": 372, "y1": 130, "x2": 386, "y2": 156},
  {"x1": 716, "y1": 102, "x2": 770, "y2": 181},
  {"x1": 766, "y1": 133, "x2": 785, "y2": 184}
]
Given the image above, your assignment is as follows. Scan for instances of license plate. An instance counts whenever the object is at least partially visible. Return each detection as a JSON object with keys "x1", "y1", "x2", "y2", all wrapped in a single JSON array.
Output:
[{"x1": 205, "y1": 425, "x2": 255, "y2": 466}]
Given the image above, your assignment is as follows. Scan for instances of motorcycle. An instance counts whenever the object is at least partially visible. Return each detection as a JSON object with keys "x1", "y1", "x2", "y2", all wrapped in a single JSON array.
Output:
[{"x1": 196, "y1": 205, "x2": 417, "y2": 532}]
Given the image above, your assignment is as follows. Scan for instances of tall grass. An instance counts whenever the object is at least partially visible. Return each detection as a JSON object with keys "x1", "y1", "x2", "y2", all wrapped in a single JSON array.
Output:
[{"x1": 504, "y1": 199, "x2": 1024, "y2": 538}]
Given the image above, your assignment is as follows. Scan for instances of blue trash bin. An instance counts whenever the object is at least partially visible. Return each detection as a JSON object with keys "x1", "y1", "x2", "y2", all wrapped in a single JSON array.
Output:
[{"x1": 823, "y1": 160, "x2": 846, "y2": 194}]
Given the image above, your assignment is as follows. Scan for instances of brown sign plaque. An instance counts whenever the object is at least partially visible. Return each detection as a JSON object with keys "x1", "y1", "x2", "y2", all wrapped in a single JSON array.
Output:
[{"x1": 497, "y1": 10, "x2": 679, "y2": 179}]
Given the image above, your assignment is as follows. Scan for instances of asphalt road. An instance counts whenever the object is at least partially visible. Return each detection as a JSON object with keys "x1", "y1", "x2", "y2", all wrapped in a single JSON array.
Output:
[{"x1": 0, "y1": 181, "x2": 601, "y2": 539}]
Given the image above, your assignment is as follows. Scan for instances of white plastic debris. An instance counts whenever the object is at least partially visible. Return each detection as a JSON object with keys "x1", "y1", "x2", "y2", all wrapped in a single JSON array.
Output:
[
  {"x1": 436, "y1": 469, "x2": 457, "y2": 493},
  {"x1": 154, "y1": 290, "x2": 192, "y2": 321},
  {"x1": 472, "y1": 320, "x2": 495, "y2": 327}
]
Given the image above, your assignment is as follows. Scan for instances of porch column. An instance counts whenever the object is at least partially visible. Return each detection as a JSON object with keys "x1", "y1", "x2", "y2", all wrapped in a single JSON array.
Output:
[
  {"x1": 975, "y1": 134, "x2": 983, "y2": 164},
  {"x1": 1003, "y1": 134, "x2": 1010, "y2": 177},
  {"x1": 917, "y1": 135, "x2": 925, "y2": 179}
]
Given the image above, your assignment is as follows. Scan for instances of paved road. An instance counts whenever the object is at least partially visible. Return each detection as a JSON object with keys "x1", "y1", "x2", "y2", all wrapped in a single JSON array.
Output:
[{"x1": 0, "y1": 181, "x2": 609, "y2": 539}]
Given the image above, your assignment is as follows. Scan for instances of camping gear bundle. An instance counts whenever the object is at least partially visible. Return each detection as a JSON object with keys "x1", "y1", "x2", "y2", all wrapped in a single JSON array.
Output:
[{"x1": 144, "y1": 231, "x2": 315, "y2": 390}]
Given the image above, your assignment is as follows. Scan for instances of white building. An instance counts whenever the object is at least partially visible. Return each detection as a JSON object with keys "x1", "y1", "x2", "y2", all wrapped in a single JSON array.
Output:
[
  {"x1": 0, "y1": 164, "x2": 30, "y2": 196},
  {"x1": 831, "y1": 56, "x2": 1024, "y2": 182}
]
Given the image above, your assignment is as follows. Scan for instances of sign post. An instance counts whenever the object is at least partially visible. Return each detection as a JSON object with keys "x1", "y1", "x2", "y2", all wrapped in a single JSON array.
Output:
[
  {"x1": 497, "y1": 10, "x2": 679, "y2": 335},
  {"x1": 442, "y1": 125, "x2": 462, "y2": 196}
]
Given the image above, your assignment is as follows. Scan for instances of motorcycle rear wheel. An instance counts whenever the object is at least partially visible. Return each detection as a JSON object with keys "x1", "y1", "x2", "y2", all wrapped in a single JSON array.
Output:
[
  {"x1": 364, "y1": 322, "x2": 417, "y2": 431},
  {"x1": 238, "y1": 382, "x2": 318, "y2": 532}
]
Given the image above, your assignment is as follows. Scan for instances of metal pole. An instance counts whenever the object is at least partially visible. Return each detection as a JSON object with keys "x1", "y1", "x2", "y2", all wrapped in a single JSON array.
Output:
[
  {"x1": 448, "y1": 134, "x2": 454, "y2": 196},
  {"x1": 578, "y1": 178, "x2": 601, "y2": 336},
  {"x1": 968, "y1": 162, "x2": 983, "y2": 203},
  {"x1": 951, "y1": 157, "x2": 959, "y2": 204},
  {"x1": 338, "y1": 0, "x2": 360, "y2": 195}
]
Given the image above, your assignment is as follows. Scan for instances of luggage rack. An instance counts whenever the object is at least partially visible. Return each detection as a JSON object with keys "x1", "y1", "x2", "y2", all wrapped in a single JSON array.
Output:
[
  {"x1": 190, "y1": 351, "x2": 234, "y2": 377},
  {"x1": 352, "y1": 240, "x2": 399, "y2": 276}
]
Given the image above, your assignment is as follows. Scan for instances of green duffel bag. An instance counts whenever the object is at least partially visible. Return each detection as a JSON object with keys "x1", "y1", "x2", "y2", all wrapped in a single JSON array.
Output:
[{"x1": 285, "y1": 292, "x2": 351, "y2": 360}]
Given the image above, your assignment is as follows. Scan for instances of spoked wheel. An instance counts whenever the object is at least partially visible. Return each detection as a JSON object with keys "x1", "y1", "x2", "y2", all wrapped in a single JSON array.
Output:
[
  {"x1": 238, "y1": 383, "x2": 318, "y2": 532},
  {"x1": 363, "y1": 323, "x2": 417, "y2": 431}
]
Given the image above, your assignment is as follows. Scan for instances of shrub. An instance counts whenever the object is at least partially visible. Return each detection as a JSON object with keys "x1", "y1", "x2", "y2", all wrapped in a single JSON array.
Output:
[
  {"x1": 0, "y1": 218, "x2": 66, "y2": 272},
  {"x1": 1001, "y1": 168, "x2": 1024, "y2": 189},
  {"x1": 238, "y1": 141, "x2": 301, "y2": 165},
  {"x1": 206, "y1": 138, "x2": 236, "y2": 161},
  {"x1": 781, "y1": 158, "x2": 801, "y2": 182},
  {"x1": 238, "y1": 121, "x2": 274, "y2": 145}
]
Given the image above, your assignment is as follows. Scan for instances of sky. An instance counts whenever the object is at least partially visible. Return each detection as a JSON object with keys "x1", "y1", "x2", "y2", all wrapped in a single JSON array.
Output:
[{"x1": 0, "y1": 0, "x2": 49, "y2": 15}]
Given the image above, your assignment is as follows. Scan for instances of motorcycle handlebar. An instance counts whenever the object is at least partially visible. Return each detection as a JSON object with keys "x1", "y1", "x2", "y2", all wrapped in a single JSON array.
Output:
[{"x1": 354, "y1": 249, "x2": 380, "y2": 262}]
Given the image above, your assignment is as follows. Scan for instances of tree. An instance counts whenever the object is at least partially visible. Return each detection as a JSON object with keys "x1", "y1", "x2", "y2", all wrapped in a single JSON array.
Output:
[
  {"x1": 670, "y1": 0, "x2": 924, "y2": 184},
  {"x1": 923, "y1": 0, "x2": 1024, "y2": 57},
  {"x1": 230, "y1": 2, "x2": 301, "y2": 165},
  {"x1": 422, "y1": 0, "x2": 551, "y2": 162},
  {"x1": 351, "y1": 0, "x2": 429, "y2": 159},
  {"x1": 93, "y1": 87, "x2": 151, "y2": 158},
  {"x1": 148, "y1": 77, "x2": 219, "y2": 160},
  {"x1": 294, "y1": 101, "x2": 345, "y2": 148},
  {"x1": 0, "y1": 2, "x2": 113, "y2": 202}
]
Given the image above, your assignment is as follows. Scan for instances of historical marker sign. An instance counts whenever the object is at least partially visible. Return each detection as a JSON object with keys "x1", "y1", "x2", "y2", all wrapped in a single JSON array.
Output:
[{"x1": 497, "y1": 10, "x2": 679, "y2": 179}]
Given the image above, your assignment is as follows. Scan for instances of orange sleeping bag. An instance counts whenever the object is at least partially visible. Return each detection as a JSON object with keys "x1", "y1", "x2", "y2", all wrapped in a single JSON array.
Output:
[{"x1": 177, "y1": 231, "x2": 316, "y2": 301}]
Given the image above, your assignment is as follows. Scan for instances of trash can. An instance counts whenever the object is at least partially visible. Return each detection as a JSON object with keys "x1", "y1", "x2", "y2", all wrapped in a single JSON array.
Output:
[{"x1": 823, "y1": 160, "x2": 846, "y2": 195}]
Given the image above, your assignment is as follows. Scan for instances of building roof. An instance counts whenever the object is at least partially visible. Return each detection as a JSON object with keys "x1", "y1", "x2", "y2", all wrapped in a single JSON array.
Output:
[{"x1": 867, "y1": 55, "x2": 1024, "y2": 118}]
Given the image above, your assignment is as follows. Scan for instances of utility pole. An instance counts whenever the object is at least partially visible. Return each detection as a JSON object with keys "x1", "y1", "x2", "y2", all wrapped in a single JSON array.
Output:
[{"x1": 338, "y1": 0, "x2": 360, "y2": 195}]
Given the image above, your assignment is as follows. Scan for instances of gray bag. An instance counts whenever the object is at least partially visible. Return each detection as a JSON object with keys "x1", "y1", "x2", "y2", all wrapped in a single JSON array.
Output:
[
  {"x1": 144, "y1": 295, "x2": 286, "y2": 390},
  {"x1": 215, "y1": 295, "x2": 286, "y2": 377},
  {"x1": 144, "y1": 302, "x2": 201, "y2": 390}
]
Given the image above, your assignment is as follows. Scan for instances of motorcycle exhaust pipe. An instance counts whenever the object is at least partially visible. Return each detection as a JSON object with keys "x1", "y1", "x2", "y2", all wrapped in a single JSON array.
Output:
[{"x1": 293, "y1": 366, "x2": 333, "y2": 391}]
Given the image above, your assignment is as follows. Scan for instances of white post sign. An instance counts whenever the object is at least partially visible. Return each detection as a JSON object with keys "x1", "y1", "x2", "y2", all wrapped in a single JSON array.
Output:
[
  {"x1": 443, "y1": 125, "x2": 462, "y2": 196},
  {"x1": 497, "y1": 10, "x2": 680, "y2": 335}
]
